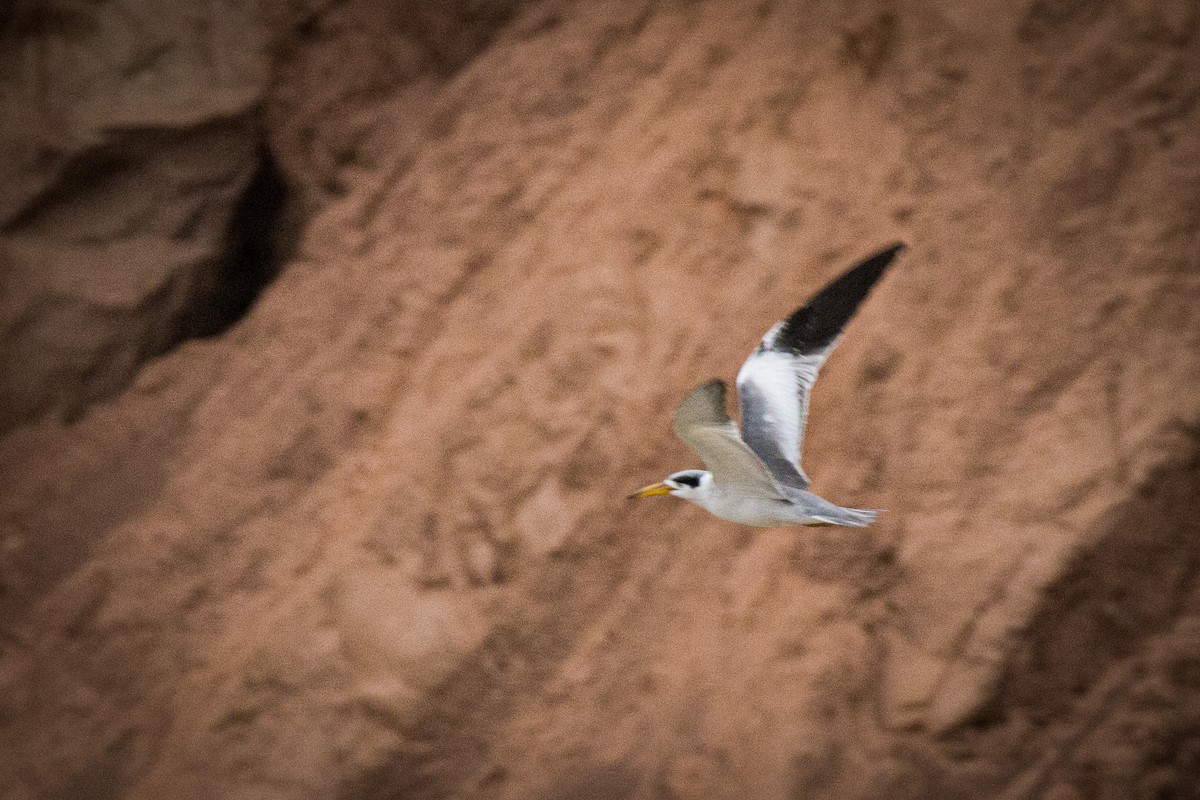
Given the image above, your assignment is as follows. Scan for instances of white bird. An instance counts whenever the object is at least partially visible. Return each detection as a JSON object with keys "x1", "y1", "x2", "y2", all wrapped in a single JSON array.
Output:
[{"x1": 629, "y1": 243, "x2": 904, "y2": 527}]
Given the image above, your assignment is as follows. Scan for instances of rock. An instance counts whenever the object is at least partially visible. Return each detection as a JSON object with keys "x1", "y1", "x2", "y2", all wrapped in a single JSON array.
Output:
[
  {"x1": 336, "y1": 566, "x2": 486, "y2": 726},
  {"x1": 662, "y1": 752, "x2": 720, "y2": 800},
  {"x1": 0, "y1": 0, "x2": 268, "y2": 431},
  {"x1": 1, "y1": 2, "x2": 1199, "y2": 799}
]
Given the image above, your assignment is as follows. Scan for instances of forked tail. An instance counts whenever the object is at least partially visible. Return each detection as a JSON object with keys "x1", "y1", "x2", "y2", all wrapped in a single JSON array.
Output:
[{"x1": 809, "y1": 507, "x2": 879, "y2": 527}]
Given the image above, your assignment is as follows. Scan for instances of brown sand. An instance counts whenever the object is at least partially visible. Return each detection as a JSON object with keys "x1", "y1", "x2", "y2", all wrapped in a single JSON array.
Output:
[{"x1": 2, "y1": 1, "x2": 1199, "y2": 798}]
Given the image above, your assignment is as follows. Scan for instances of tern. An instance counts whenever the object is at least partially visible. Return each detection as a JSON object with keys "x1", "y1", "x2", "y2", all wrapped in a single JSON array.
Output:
[{"x1": 629, "y1": 243, "x2": 904, "y2": 527}]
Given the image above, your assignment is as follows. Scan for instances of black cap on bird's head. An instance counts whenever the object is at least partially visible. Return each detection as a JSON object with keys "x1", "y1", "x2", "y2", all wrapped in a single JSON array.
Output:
[{"x1": 628, "y1": 469, "x2": 707, "y2": 499}]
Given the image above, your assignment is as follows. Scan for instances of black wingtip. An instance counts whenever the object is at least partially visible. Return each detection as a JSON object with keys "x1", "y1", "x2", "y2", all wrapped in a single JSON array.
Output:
[
  {"x1": 850, "y1": 242, "x2": 906, "y2": 276},
  {"x1": 774, "y1": 242, "x2": 905, "y2": 354}
]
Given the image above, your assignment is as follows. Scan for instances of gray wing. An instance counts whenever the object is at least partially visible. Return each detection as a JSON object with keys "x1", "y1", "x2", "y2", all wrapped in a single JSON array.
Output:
[
  {"x1": 672, "y1": 379, "x2": 784, "y2": 498},
  {"x1": 736, "y1": 243, "x2": 904, "y2": 489}
]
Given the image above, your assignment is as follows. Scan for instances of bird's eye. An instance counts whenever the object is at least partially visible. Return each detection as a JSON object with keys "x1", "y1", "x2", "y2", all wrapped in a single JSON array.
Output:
[{"x1": 672, "y1": 474, "x2": 701, "y2": 488}]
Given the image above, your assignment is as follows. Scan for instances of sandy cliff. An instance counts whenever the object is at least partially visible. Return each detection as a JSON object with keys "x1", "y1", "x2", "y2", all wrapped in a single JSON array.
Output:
[{"x1": 2, "y1": 1, "x2": 1199, "y2": 799}]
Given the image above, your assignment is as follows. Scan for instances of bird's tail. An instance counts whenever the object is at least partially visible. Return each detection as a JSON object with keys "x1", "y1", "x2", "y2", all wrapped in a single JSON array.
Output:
[{"x1": 808, "y1": 507, "x2": 880, "y2": 527}]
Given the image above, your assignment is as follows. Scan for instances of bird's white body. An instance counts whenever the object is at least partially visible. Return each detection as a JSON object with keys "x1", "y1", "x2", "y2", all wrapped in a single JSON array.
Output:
[
  {"x1": 700, "y1": 490, "x2": 794, "y2": 527},
  {"x1": 665, "y1": 472, "x2": 877, "y2": 528},
  {"x1": 670, "y1": 474, "x2": 793, "y2": 527}
]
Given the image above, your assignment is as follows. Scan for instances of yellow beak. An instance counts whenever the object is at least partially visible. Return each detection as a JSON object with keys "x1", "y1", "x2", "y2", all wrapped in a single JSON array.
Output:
[{"x1": 628, "y1": 481, "x2": 672, "y2": 499}]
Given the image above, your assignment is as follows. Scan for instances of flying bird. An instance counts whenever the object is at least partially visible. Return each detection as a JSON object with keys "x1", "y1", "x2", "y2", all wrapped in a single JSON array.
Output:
[{"x1": 629, "y1": 243, "x2": 904, "y2": 527}]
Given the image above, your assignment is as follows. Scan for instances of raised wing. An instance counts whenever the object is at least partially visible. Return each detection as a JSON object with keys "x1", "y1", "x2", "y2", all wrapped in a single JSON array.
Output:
[
  {"x1": 672, "y1": 379, "x2": 783, "y2": 498},
  {"x1": 736, "y1": 242, "x2": 904, "y2": 489}
]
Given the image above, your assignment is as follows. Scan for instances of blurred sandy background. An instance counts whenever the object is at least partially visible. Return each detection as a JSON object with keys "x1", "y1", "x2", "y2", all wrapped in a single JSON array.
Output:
[{"x1": 2, "y1": 1, "x2": 1199, "y2": 798}]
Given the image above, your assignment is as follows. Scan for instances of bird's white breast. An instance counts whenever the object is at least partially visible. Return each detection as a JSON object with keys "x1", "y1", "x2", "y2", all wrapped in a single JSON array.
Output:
[{"x1": 696, "y1": 488, "x2": 798, "y2": 527}]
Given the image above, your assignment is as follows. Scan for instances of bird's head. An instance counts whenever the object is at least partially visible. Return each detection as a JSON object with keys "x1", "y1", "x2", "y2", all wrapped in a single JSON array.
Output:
[{"x1": 628, "y1": 469, "x2": 709, "y2": 501}]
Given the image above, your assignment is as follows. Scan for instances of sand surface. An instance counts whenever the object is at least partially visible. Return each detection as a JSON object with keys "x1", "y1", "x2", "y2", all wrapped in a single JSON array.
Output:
[{"x1": 2, "y1": 1, "x2": 1199, "y2": 798}]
